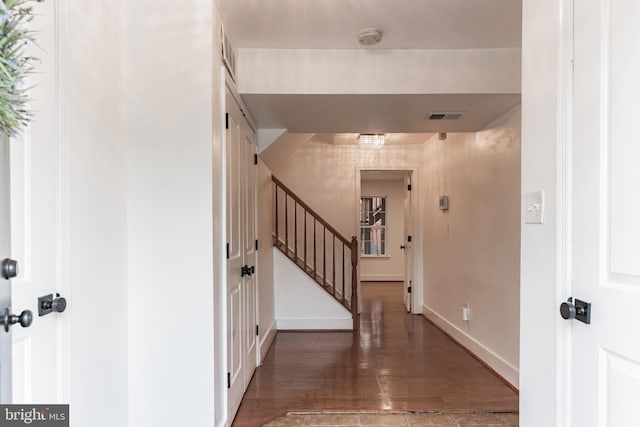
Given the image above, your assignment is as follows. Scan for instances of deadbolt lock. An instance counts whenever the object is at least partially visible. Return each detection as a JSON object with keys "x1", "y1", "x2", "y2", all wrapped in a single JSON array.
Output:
[
  {"x1": 1, "y1": 258, "x2": 18, "y2": 280},
  {"x1": 38, "y1": 293, "x2": 67, "y2": 317}
]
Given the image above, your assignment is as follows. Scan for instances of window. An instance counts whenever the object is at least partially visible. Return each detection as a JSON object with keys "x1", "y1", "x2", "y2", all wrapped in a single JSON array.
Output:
[{"x1": 360, "y1": 196, "x2": 387, "y2": 256}]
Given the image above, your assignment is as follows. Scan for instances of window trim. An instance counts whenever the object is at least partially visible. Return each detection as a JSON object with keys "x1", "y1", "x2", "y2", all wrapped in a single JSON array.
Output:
[{"x1": 360, "y1": 195, "x2": 388, "y2": 257}]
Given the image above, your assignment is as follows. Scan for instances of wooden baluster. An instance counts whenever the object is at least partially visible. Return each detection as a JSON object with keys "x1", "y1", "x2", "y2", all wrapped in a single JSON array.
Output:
[
  {"x1": 323, "y1": 227, "x2": 326, "y2": 289},
  {"x1": 274, "y1": 183, "x2": 279, "y2": 246},
  {"x1": 350, "y1": 236, "x2": 359, "y2": 331},
  {"x1": 342, "y1": 243, "x2": 345, "y2": 303},
  {"x1": 332, "y1": 235, "x2": 336, "y2": 296},
  {"x1": 294, "y1": 202, "x2": 298, "y2": 262},
  {"x1": 313, "y1": 219, "x2": 317, "y2": 280},
  {"x1": 304, "y1": 211, "x2": 307, "y2": 272},
  {"x1": 284, "y1": 194, "x2": 289, "y2": 253}
]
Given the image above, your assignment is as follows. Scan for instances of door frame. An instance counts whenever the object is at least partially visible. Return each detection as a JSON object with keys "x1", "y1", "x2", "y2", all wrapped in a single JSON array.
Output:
[
  {"x1": 520, "y1": 0, "x2": 574, "y2": 426},
  {"x1": 355, "y1": 167, "x2": 422, "y2": 314}
]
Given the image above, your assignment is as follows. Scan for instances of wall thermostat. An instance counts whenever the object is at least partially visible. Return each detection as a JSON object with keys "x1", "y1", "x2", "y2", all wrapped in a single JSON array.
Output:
[{"x1": 438, "y1": 195, "x2": 449, "y2": 211}]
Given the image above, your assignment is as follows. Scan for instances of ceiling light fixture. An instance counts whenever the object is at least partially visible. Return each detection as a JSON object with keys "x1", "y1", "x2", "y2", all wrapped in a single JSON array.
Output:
[
  {"x1": 358, "y1": 28, "x2": 383, "y2": 46},
  {"x1": 359, "y1": 134, "x2": 385, "y2": 147}
]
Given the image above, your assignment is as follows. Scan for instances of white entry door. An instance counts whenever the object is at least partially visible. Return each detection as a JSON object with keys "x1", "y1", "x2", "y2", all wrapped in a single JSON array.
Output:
[
  {"x1": 0, "y1": 135, "x2": 12, "y2": 402},
  {"x1": 567, "y1": 1, "x2": 640, "y2": 425},
  {"x1": 226, "y1": 89, "x2": 258, "y2": 422},
  {"x1": 403, "y1": 173, "x2": 413, "y2": 313},
  {"x1": 11, "y1": 0, "x2": 66, "y2": 404}
]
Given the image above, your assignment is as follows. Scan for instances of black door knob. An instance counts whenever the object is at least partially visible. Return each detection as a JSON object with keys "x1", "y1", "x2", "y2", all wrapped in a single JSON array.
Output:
[
  {"x1": 560, "y1": 297, "x2": 591, "y2": 324},
  {"x1": 400, "y1": 245, "x2": 406, "y2": 250},
  {"x1": 1, "y1": 307, "x2": 33, "y2": 332},
  {"x1": 241, "y1": 265, "x2": 255, "y2": 277},
  {"x1": 560, "y1": 300, "x2": 577, "y2": 320}
]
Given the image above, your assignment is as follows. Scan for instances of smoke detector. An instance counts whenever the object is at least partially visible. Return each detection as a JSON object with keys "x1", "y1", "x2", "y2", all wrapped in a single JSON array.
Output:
[{"x1": 358, "y1": 28, "x2": 383, "y2": 46}]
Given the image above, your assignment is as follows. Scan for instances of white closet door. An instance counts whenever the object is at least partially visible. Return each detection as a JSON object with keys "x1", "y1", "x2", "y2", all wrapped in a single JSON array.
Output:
[{"x1": 226, "y1": 89, "x2": 258, "y2": 422}]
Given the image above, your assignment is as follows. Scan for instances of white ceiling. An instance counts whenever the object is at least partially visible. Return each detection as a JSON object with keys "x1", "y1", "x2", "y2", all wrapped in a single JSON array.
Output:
[
  {"x1": 219, "y1": 0, "x2": 522, "y2": 49},
  {"x1": 219, "y1": 0, "x2": 522, "y2": 137},
  {"x1": 242, "y1": 93, "x2": 521, "y2": 133}
]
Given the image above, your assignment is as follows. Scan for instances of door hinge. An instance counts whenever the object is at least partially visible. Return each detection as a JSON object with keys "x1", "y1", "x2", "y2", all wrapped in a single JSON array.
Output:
[
  {"x1": 407, "y1": 235, "x2": 412, "y2": 242},
  {"x1": 226, "y1": 243, "x2": 230, "y2": 259},
  {"x1": 408, "y1": 286, "x2": 412, "y2": 293},
  {"x1": 256, "y1": 325, "x2": 259, "y2": 336},
  {"x1": 227, "y1": 372, "x2": 231, "y2": 389},
  {"x1": 255, "y1": 239, "x2": 259, "y2": 251},
  {"x1": 407, "y1": 184, "x2": 412, "y2": 191},
  {"x1": 225, "y1": 113, "x2": 229, "y2": 129},
  {"x1": 254, "y1": 154, "x2": 258, "y2": 165}
]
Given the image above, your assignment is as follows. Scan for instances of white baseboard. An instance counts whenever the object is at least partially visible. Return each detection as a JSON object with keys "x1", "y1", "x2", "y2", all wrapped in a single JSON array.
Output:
[
  {"x1": 423, "y1": 305, "x2": 519, "y2": 388},
  {"x1": 360, "y1": 274, "x2": 404, "y2": 282},
  {"x1": 259, "y1": 320, "x2": 277, "y2": 363},
  {"x1": 276, "y1": 317, "x2": 353, "y2": 330}
]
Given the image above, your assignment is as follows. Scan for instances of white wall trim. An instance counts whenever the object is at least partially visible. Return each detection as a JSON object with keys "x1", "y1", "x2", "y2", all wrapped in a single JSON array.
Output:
[
  {"x1": 259, "y1": 320, "x2": 277, "y2": 363},
  {"x1": 360, "y1": 274, "x2": 405, "y2": 282},
  {"x1": 423, "y1": 305, "x2": 519, "y2": 388},
  {"x1": 276, "y1": 318, "x2": 353, "y2": 330}
]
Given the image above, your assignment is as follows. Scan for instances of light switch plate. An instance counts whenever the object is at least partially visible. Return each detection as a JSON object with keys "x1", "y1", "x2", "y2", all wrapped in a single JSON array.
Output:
[{"x1": 525, "y1": 190, "x2": 544, "y2": 224}]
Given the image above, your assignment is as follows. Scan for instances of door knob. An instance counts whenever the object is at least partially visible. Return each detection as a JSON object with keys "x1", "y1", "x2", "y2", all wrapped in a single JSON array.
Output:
[
  {"x1": 241, "y1": 265, "x2": 255, "y2": 277},
  {"x1": 38, "y1": 293, "x2": 67, "y2": 316},
  {"x1": 1, "y1": 307, "x2": 33, "y2": 332},
  {"x1": 400, "y1": 245, "x2": 406, "y2": 250},
  {"x1": 1, "y1": 258, "x2": 18, "y2": 279},
  {"x1": 560, "y1": 297, "x2": 591, "y2": 324},
  {"x1": 241, "y1": 265, "x2": 250, "y2": 277}
]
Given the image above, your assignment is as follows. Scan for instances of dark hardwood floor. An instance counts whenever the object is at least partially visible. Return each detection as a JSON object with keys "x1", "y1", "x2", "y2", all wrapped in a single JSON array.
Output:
[{"x1": 232, "y1": 282, "x2": 518, "y2": 426}]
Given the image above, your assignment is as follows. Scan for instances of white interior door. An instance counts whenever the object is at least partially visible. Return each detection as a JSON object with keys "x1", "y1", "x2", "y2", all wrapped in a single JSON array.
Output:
[
  {"x1": 403, "y1": 173, "x2": 413, "y2": 312},
  {"x1": 0, "y1": 135, "x2": 12, "y2": 403},
  {"x1": 241, "y1": 122, "x2": 258, "y2": 387},
  {"x1": 226, "y1": 91, "x2": 245, "y2": 420},
  {"x1": 226, "y1": 89, "x2": 258, "y2": 422},
  {"x1": 568, "y1": 1, "x2": 640, "y2": 425}
]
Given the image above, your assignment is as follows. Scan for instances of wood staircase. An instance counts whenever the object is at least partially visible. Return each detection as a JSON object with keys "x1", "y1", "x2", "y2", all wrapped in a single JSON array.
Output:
[{"x1": 272, "y1": 176, "x2": 359, "y2": 330}]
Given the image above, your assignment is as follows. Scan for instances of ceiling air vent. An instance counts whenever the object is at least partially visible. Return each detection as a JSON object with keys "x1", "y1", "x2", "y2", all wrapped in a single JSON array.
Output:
[{"x1": 427, "y1": 112, "x2": 464, "y2": 120}]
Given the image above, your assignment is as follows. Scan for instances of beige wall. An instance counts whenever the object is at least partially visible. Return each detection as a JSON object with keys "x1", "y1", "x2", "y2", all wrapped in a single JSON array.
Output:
[
  {"x1": 421, "y1": 106, "x2": 521, "y2": 385},
  {"x1": 269, "y1": 107, "x2": 521, "y2": 385},
  {"x1": 360, "y1": 179, "x2": 406, "y2": 281},
  {"x1": 272, "y1": 143, "x2": 424, "y2": 239}
]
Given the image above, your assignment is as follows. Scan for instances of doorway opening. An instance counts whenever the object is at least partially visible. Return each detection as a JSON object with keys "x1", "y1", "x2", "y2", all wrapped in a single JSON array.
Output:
[{"x1": 358, "y1": 169, "x2": 418, "y2": 314}]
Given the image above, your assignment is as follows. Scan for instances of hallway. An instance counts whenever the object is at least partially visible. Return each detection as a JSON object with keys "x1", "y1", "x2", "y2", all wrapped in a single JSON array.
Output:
[{"x1": 232, "y1": 282, "x2": 519, "y2": 426}]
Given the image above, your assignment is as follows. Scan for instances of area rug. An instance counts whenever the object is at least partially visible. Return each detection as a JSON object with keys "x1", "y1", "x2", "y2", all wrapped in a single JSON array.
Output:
[{"x1": 262, "y1": 411, "x2": 519, "y2": 427}]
